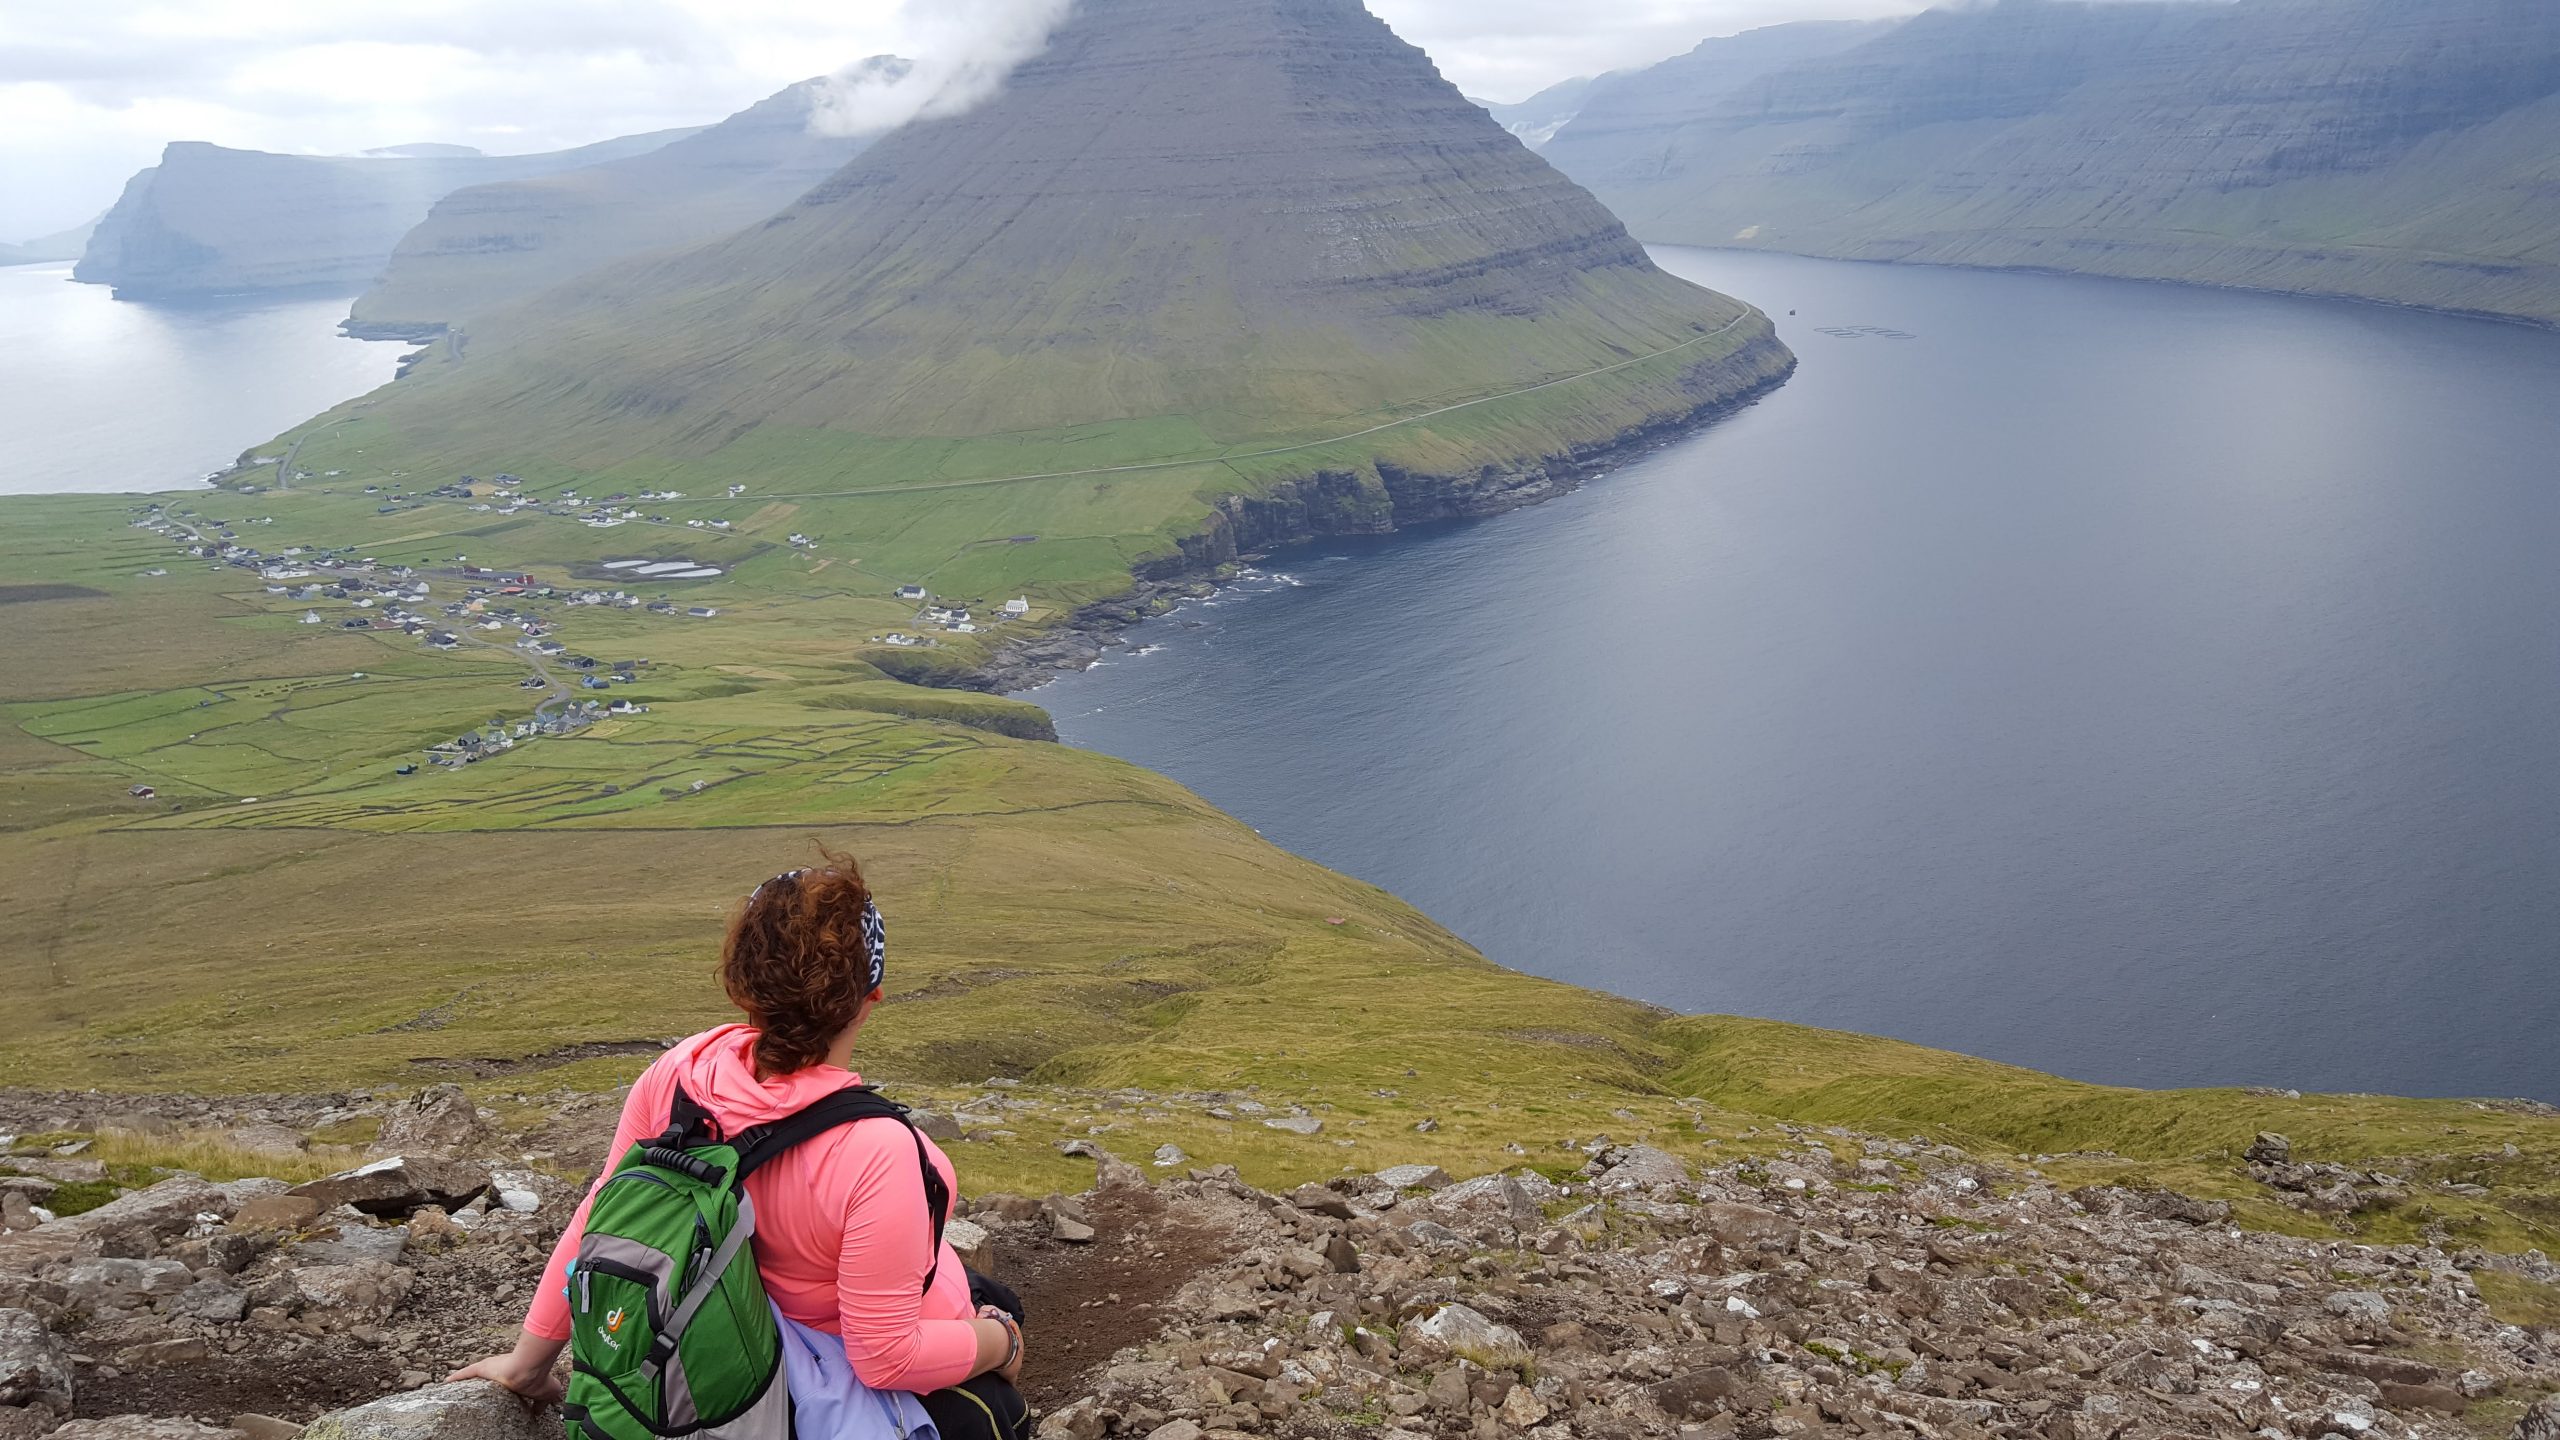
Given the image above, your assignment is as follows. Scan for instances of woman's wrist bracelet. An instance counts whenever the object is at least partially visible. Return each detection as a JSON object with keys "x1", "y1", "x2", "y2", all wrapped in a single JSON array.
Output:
[{"x1": 1002, "y1": 1317, "x2": 1022, "y2": 1371}]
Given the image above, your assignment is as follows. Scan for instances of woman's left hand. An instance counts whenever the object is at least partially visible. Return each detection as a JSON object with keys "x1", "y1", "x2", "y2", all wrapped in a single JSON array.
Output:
[
  {"x1": 449, "y1": 1330, "x2": 569, "y2": 1406},
  {"x1": 978, "y1": 1306, "x2": 1025, "y2": 1383}
]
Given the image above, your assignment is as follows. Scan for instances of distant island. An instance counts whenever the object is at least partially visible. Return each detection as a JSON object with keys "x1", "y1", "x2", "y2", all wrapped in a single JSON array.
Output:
[
  {"x1": 0, "y1": 217, "x2": 97, "y2": 268},
  {"x1": 72, "y1": 130, "x2": 700, "y2": 299}
]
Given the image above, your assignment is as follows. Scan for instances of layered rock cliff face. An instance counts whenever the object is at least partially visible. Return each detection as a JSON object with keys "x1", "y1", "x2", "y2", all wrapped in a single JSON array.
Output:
[
  {"x1": 72, "y1": 130, "x2": 698, "y2": 299},
  {"x1": 337, "y1": 0, "x2": 1786, "y2": 481},
  {"x1": 347, "y1": 72, "x2": 896, "y2": 338},
  {"x1": 1543, "y1": 0, "x2": 2560, "y2": 325}
]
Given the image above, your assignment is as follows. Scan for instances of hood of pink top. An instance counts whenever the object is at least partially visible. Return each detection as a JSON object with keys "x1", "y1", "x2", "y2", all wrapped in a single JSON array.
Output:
[{"x1": 671, "y1": 1023, "x2": 864, "y2": 1132}]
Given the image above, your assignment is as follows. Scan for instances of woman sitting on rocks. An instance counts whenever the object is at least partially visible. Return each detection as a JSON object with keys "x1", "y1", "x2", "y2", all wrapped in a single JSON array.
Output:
[{"x1": 452, "y1": 851, "x2": 1031, "y2": 1438}]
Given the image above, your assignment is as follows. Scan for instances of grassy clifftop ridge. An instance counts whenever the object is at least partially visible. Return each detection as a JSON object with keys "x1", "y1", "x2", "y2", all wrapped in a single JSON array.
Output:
[{"x1": 2, "y1": 491, "x2": 2555, "y2": 1271}]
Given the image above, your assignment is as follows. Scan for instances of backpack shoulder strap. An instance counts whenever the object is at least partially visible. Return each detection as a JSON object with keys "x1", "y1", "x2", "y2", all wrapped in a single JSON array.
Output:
[
  {"x1": 730, "y1": 1086, "x2": 904, "y2": 1179},
  {"x1": 730, "y1": 1086, "x2": 950, "y2": 1296},
  {"x1": 664, "y1": 1081, "x2": 719, "y2": 1147}
]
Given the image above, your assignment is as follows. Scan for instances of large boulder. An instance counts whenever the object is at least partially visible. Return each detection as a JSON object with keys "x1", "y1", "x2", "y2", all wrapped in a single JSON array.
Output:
[
  {"x1": 1285, "y1": 1184, "x2": 1354, "y2": 1220},
  {"x1": 2516, "y1": 1395, "x2": 2560, "y2": 1440},
  {"x1": 293, "y1": 1260, "x2": 415, "y2": 1324},
  {"x1": 0, "y1": 1308, "x2": 72, "y2": 1415},
  {"x1": 289, "y1": 1224, "x2": 410, "y2": 1266},
  {"x1": 2325, "y1": 1291, "x2": 2393, "y2": 1325},
  {"x1": 1431, "y1": 1174, "x2": 1551, "y2": 1228},
  {"x1": 0, "y1": 1177, "x2": 230, "y2": 1270},
  {"x1": 0, "y1": 1193, "x2": 40, "y2": 1234},
  {"x1": 1589, "y1": 1144, "x2": 1690, "y2": 1194},
  {"x1": 1373, "y1": 1165, "x2": 1453, "y2": 1192},
  {"x1": 373, "y1": 1086, "x2": 490, "y2": 1159},
  {"x1": 291, "y1": 1157, "x2": 489, "y2": 1219},
  {"x1": 1410, "y1": 1304, "x2": 1527, "y2": 1367},
  {"x1": 1700, "y1": 1201, "x2": 1800, "y2": 1253},
  {"x1": 303, "y1": 1381, "x2": 559, "y2": 1439},
  {"x1": 60, "y1": 1256, "x2": 192, "y2": 1313},
  {"x1": 1653, "y1": 1366, "x2": 1749, "y2": 1420},
  {"x1": 166, "y1": 1277, "x2": 249, "y2": 1323},
  {"x1": 0, "y1": 1158, "x2": 105, "y2": 1186},
  {"x1": 945, "y1": 1216, "x2": 996, "y2": 1275},
  {"x1": 231, "y1": 1195, "x2": 324, "y2": 1233}
]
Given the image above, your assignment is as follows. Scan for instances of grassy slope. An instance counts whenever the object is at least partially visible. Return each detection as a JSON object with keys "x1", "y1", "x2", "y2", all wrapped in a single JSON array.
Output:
[
  {"x1": 348, "y1": 82, "x2": 871, "y2": 335},
  {"x1": 266, "y1": 296, "x2": 1788, "y2": 611},
  {"x1": 1597, "y1": 113, "x2": 2560, "y2": 325},
  {"x1": 1554, "y1": 3, "x2": 2560, "y2": 324},
  {"x1": 4, "y1": 491, "x2": 2556, "y2": 1263}
]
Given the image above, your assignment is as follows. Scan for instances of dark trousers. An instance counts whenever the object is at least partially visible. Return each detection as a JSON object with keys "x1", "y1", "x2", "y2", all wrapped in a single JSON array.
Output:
[{"x1": 922, "y1": 1375, "x2": 1031, "y2": 1440}]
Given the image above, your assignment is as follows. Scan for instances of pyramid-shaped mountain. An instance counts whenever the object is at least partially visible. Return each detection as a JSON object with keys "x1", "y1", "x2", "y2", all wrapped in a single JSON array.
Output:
[
  {"x1": 348, "y1": 66, "x2": 904, "y2": 339},
  {"x1": 297, "y1": 0, "x2": 1790, "y2": 598}
]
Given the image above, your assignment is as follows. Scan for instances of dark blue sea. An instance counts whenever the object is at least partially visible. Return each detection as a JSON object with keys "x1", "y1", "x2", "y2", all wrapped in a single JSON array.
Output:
[{"x1": 1027, "y1": 248, "x2": 2560, "y2": 1101}]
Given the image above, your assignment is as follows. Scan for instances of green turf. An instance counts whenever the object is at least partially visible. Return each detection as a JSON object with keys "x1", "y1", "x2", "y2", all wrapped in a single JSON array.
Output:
[{"x1": 3, "y1": 489, "x2": 2556, "y2": 1259}]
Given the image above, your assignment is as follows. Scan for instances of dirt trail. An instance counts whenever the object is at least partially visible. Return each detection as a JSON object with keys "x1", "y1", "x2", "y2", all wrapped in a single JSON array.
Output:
[{"x1": 1005, "y1": 1187, "x2": 1227, "y2": 1410}]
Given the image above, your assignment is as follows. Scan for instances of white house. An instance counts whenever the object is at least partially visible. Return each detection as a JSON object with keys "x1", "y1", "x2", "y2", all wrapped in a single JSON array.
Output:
[{"x1": 1003, "y1": 597, "x2": 1031, "y2": 616}]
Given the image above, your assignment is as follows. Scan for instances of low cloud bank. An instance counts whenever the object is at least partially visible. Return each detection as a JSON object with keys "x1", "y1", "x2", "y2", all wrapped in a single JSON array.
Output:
[{"x1": 808, "y1": 0, "x2": 1075, "y2": 138}]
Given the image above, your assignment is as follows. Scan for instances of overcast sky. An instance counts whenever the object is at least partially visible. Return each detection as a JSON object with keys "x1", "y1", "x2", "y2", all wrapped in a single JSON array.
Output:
[{"x1": 0, "y1": 0, "x2": 1927, "y2": 239}]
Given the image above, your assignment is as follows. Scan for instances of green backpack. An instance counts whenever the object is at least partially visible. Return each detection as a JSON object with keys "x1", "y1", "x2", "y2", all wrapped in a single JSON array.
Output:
[{"x1": 561, "y1": 1082, "x2": 949, "y2": 1440}]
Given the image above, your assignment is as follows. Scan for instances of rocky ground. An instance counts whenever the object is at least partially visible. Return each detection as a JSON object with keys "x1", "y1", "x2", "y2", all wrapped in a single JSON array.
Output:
[{"x1": 0, "y1": 1085, "x2": 2552, "y2": 1440}]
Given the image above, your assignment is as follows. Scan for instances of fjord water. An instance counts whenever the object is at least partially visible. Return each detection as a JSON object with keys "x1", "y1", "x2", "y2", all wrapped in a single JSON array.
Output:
[
  {"x1": 1033, "y1": 248, "x2": 2560, "y2": 1100},
  {"x1": 0, "y1": 265, "x2": 402, "y2": 495}
]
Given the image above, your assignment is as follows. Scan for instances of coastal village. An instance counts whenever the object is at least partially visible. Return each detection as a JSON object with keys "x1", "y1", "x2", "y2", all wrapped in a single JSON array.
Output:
[{"x1": 122, "y1": 476, "x2": 1047, "y2": 786}]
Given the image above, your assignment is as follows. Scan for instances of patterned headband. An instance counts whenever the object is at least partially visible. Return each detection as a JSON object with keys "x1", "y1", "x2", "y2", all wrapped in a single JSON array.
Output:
[{"x1": 749, "y1": 870, "x2": 888, "y2": 994}]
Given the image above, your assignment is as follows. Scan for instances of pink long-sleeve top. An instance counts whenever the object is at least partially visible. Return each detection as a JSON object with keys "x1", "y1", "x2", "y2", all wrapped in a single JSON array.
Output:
[{"x1": 527, "y1": 1025, "x2": 980, "y2": 1394}]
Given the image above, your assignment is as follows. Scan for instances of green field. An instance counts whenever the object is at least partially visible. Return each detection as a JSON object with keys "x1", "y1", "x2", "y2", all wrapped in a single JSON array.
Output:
[{"x1": 3, "y1": 486, "x2": 2557, "y2": 1270}]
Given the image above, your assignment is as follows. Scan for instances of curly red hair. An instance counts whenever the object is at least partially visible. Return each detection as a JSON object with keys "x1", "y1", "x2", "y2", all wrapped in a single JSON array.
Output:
[{"x1": 721, "y1": 849, "x2": 880, "y2": 1077}]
